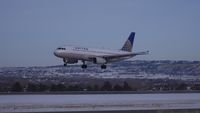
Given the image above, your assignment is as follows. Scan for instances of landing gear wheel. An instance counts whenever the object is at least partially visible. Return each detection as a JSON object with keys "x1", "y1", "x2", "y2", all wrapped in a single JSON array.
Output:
[
  {"x1": 63, "y1": 59, "x2": 67, "y2": 67},
  {"x1": 101, "y1": 64, "x2": 107, "y2": 69},
  {"x1": 81, "y1": 64, "x2": 87, "y2": 69}
]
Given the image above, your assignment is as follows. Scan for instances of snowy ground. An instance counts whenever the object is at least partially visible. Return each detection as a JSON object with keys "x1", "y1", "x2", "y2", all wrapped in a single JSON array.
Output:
[{"x1": 0, "y1": 93, "x2": 200, "y2": 112}]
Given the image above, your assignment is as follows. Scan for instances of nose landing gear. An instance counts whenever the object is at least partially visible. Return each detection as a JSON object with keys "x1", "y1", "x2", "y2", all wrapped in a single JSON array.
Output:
[{"x1": 63, "y1": 59, "x2": 67, "y2": 67}]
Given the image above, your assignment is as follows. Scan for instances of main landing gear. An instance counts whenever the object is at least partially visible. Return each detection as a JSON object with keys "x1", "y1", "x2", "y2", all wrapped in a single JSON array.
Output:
[
  {"x1": 101, "y1": 64, "x2": 107, "y2": 69},
  {"x1": 81, "y1": 61, "x2": 87, "y2": 69},
  {"x1": 81, "y1": 64, "x2": 87, "y2": 69}
]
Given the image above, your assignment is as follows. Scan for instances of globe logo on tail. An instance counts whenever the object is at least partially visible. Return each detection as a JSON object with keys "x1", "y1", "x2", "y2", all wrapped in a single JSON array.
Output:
[{"x1": 121, "y1": 32, "x2": 135, "y2": 52}]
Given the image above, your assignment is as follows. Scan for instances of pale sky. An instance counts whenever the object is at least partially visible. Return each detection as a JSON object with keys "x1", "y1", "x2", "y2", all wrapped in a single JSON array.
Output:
[{"x1": 0, "y1": 0, "x2": 200, "y2": 67}]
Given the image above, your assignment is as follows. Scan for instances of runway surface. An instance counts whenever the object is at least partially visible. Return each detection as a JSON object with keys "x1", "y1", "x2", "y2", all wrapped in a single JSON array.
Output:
[{"x1": 0, "y1": 93, "x2": 200, "y2": 112}]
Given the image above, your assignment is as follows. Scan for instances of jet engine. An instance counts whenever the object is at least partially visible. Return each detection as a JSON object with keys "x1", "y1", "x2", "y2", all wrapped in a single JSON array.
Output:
[
  {"x1": 93, "y1": 57, "x2": 106, "y2": 64},
  {"x1": 65, "y1": 59, "x2": 78, "y2": 64}
]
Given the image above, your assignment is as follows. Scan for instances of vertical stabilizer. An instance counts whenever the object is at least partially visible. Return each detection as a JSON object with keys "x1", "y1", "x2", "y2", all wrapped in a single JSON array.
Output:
[{"x1": 121, "y1": 32, "x2": 135, "y2": 52}]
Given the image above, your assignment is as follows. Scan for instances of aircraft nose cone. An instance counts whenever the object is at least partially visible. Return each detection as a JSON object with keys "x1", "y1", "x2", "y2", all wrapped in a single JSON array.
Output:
[{"x1": 54, "y1": 50, "x2": 59, "y2": 57}]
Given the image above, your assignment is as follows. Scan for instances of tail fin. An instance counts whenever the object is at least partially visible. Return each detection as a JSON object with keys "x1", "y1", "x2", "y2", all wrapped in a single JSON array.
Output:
[{"x1": 121, "y1": 32, "x2": 135, "y2": 52}]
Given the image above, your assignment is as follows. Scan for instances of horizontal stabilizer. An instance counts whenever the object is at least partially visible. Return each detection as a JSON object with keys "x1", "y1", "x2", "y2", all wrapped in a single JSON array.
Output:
[{"x1": 133, "y1": 51, "x2": 149, "y2": 56}]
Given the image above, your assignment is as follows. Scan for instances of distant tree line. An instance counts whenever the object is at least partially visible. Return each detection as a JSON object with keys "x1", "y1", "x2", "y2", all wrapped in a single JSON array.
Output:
[
  {"x1": 0, "y1": 80, "x2": 199, "y2": 92},
  {"x1": 5, "y1": 81, "x2": 132, "y2": 92}
]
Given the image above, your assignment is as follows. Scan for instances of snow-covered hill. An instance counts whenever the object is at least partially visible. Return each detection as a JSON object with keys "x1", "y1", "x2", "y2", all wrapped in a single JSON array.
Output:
[{"x1": 0, "y1": 60, "x2": 200, "y2": 80}]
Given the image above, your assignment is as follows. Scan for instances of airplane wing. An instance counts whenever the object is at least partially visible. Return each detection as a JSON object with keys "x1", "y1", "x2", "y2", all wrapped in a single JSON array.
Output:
[
  {"x1": 89, "y1": 51, "x2": 149, "y2": 63},
  {"x1": 102, "y1": 51, "x2": 149, "y2": 59}
]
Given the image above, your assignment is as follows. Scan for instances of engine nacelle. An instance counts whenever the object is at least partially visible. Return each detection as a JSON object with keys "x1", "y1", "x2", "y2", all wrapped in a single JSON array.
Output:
[
  {"x1": 65, "y1": 59, "x2": 78, "y2": 64},
  {"x1": 93, "y1": 57, "x2": 106, "y2": 64}
]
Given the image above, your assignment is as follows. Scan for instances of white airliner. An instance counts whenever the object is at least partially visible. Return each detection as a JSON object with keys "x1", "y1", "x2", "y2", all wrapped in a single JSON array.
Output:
[{"x1": 54, "y1": 32, "x2": 149, "y2": 69}]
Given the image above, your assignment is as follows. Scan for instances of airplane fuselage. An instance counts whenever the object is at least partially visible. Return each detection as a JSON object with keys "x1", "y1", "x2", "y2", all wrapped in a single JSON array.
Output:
[
  {"x1": 54, "y1": 32, "x2": 148, "y2": 69},
  {"x1": 54, "y1": 46, "x2": 133, "y2": 63}
]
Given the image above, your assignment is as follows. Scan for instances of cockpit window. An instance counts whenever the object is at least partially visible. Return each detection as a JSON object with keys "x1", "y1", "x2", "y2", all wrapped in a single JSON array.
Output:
[{"x1": 57, "y1": 47, "x2": 66, "y2": 50}]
